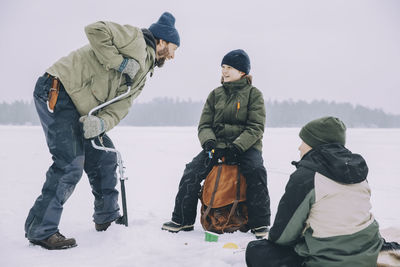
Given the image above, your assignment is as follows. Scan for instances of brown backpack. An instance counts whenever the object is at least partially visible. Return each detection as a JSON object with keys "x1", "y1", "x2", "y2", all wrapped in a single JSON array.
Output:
[{"x1": 200, "y1": 162, "x2": 249, "y2": 234}]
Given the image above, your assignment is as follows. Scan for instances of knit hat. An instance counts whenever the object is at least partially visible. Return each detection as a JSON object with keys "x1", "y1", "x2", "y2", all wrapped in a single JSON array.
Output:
[
  {"x1": 221, "y1": 49, "x2": 251, "y2": 74},
  {"x1": 149, "y1": 12, "x2": 180, "y2": 47},
  {"x1": 299, "y1": 116, "x2": 347, "y2": 148}
]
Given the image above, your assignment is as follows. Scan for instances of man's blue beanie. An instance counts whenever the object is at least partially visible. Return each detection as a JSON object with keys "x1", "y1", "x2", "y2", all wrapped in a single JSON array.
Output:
[
  {"x1": 221, "y1": 49, "x2": 251, "y2": 74},
  {"x1": 149, "y1": 12, "x2": 180, "y2": 47}
]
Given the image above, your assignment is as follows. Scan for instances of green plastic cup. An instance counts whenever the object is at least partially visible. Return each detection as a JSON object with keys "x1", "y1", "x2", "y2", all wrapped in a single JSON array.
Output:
[{"x1": 205, "y1": 231, "x2": 219, "y2": 242}]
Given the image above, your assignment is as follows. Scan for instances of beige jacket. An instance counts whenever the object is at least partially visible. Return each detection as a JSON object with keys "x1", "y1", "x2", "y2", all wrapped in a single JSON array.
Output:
[{"x1": 47, "y1": 21, "x2": 156, "y2": 130}]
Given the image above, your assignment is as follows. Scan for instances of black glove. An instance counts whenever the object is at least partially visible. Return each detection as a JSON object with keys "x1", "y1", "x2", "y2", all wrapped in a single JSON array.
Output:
[
  {"x1": 213, "y1": 148, "x2": 225, "y2": 161},
  {"x1": 225, "y1": 144, "x2": 242, "y2": 164},
  {"x1": 203, "y1": 140, "x2": 216, "y2": 158},
  {"x1": 203, "y1": 140, "x2": 216, "y2": 152}
]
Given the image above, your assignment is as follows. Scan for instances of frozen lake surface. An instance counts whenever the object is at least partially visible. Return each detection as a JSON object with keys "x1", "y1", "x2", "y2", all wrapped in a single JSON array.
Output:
[{"x1": 0, "y1": 126, "x2": 399, "y2": 267}]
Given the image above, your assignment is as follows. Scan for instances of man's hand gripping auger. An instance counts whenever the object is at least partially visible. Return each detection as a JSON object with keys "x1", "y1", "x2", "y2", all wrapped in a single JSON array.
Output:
[{"x1": 87, "y1": 75, "x2": 133, "y2": 227}]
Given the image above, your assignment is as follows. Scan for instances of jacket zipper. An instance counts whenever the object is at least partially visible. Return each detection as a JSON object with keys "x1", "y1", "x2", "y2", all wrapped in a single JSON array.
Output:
[{"x1": 236, "y1": 97, "x2": 240, "y2": 119}]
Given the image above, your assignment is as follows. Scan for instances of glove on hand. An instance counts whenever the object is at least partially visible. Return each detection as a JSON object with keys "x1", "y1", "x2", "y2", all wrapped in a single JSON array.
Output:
[
  {"x1": 117, "y1": 58, "x2": 140, "y2": 79},
  {"x1": 225, "y1": 144, "x2": 242, "y2": 164},
  {"x1": 79, "y1": 115, "x2": 106, "y2": 139},
  {"x1": 213, "y1": 148, "x2": 225, "y2": 161},
  {"x1": 203, "y1": 140, "x2": 216, "y2": 158},
  {"x1": 203, "y1": 140, "x2": 216, "y2": 152}
]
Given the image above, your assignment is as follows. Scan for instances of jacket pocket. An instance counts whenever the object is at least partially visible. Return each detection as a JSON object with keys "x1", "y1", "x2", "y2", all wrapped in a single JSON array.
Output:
[
  {"x1": 33, "y1": 75, "x2": 51, "y2": 102},
  {"x1": 90, "y1": 76, "x2": 109, "y2": 103}
]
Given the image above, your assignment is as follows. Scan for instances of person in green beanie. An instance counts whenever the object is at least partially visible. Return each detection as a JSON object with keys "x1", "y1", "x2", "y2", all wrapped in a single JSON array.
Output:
[{"x1": 246, "y1": 116, "x2": 383, "y2": 267}]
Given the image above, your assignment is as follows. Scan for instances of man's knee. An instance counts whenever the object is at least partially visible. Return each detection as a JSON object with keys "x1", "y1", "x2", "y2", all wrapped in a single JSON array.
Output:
[{"x1": 67, "y1": 155, "x2": 85, "y2": 174}]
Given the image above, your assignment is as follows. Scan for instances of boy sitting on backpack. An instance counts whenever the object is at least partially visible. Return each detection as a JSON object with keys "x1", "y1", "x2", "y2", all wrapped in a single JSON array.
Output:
[{"x1": 161, "y1": 49, "x2": 271, "y2": 238}]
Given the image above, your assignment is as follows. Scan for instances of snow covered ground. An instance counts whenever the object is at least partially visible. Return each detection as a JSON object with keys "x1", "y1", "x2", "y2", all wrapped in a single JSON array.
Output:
[{"x1": 0, "y1": 126, "x2": 399, "y2": 267}]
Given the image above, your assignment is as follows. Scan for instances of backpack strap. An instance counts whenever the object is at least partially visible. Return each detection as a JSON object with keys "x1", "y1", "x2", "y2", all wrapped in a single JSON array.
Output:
[
  {"x1": 201, "y1": 164, "x2": 223, "y2": 224},
  {"x1": 222, "y1": 166, "x2": 241, "y2": 232}
]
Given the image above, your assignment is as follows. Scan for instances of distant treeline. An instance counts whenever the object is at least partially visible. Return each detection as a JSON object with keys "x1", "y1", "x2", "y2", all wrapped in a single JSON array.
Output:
[{"x1": 1, "y1": 98, "x2": 400, "y2": 128}]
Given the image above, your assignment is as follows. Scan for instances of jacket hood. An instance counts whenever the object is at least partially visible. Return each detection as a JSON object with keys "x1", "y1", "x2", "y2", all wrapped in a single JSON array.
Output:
[
  {"x1": 293, "y1": 143, "x2": 368, "y2": 184},
  {"x1": 141, "y1": 28, "x2": 157, "y2": 52}
]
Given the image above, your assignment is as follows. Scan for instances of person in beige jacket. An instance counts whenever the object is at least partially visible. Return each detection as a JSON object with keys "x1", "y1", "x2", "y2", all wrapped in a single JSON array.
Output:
[
  {"x1": 246, "y1": 116, "x2": 383, "y2": 267},
  {"x1": 25, "y1": 12, "x2": 180, "y2": 250}
]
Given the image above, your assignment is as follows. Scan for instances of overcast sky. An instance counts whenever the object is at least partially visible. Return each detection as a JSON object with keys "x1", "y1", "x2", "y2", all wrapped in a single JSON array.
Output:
[{"x1": 1, "y1": 0, "x2": 399, "y2": 114}]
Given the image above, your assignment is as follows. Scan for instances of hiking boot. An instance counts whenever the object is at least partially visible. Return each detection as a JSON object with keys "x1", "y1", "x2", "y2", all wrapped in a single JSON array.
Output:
[
  {"x1": 115, "y1": 216, "x2": 127, "y2": 226},
  {"x1": 95, "y1": 221, "x2": 112, "y2": 232},
  {"x1": 95, "y1": 216, "x2": 127, "y2": 231},
  {"x1": 95, "y1": 216, "x2": 125, "y2": 231},
  {"x1": 251, "y1": 226, "x2": 269, "y2": 239},
  {"x1": 161, "y1": 221, "x2": 194, "y2": 233},
  {"x1": 29, "y1": 232, "x2": 77, "y2": 250}
]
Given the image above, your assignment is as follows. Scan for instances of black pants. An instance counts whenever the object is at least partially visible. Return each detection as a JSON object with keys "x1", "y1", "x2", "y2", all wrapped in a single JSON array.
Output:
[
  {"x1": 171, "y1": 148, "x2": 270, "y2": 228},
  {"x1": 246, "y1": 239, "x2": 304, "y2": 267}
]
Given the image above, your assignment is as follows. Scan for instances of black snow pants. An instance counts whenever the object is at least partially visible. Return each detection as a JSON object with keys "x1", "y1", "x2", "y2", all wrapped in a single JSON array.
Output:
[
  {"x1": 25, "y1": 74, "x2": 120, "y2": 241},
  {"x1": 171, "y1": 148, "x2": 270, "y2": 228},
  {"x1": 246, "y1": 239, "x2": 304, "y2": 267}
]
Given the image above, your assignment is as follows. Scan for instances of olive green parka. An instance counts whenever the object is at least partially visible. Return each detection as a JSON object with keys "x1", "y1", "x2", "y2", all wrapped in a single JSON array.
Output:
[
  {"x1": 46, "y1": 21, "x2": 156, "y2": 131},
  {"x1": 198, "y1": 77, "x2": 265, "y2": 152}
]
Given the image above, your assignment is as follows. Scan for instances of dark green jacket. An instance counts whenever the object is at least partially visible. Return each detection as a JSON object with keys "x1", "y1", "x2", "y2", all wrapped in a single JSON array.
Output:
[
  {"x1": 269, "y1": 144, "x2": 382, "y2": 267},
  {"x1": 198, "y1": 77, "x2": 265, "y2": 152}
]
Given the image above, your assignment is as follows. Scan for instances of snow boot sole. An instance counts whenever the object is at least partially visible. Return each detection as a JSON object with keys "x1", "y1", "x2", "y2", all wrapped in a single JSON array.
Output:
[
  {"x1": 29, "y1": 239, "x2": 77, "y2": 250},
  {"x1": 28, "y1": 232, "x2": 77, "y2": 250},
  {"x1": 162, "y1": 223, "x2": 194, "y2": 233}
]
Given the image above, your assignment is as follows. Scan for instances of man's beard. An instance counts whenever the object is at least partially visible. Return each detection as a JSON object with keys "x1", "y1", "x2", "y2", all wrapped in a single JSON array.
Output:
[
  {"x1": 156, "y1": 57, "x2": 166, "y2": 68},
  {"x1": 156, "y1": 47, "x2": 169, "y2": 68}
]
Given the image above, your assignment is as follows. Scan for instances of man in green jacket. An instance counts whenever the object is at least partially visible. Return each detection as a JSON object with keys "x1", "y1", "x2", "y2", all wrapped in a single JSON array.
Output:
[
  {"x1": 246, "y1": 117, "x2": 383, "y2": 267},
  {"x1": 25, "y1": 12, "x2": 180, "y2": 250}
]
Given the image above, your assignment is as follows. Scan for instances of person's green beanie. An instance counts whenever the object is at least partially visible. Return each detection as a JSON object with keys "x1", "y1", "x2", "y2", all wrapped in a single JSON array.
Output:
[{"x1": 299, "y1": 116, "x2": 347, "y2": 148}]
